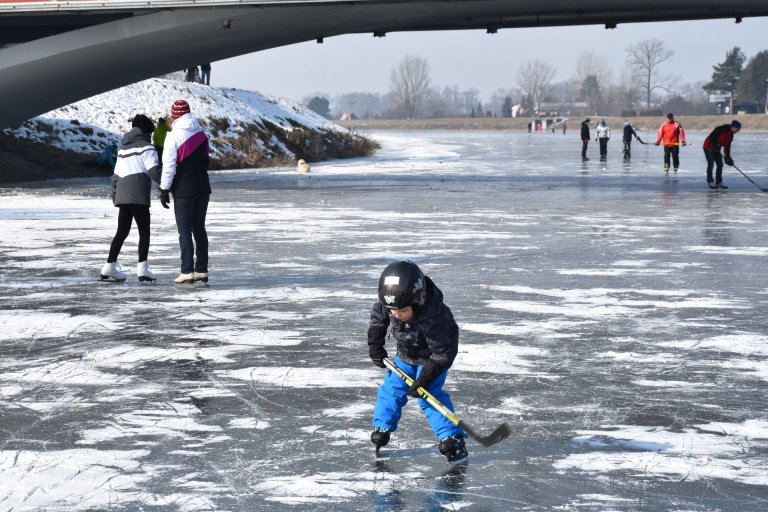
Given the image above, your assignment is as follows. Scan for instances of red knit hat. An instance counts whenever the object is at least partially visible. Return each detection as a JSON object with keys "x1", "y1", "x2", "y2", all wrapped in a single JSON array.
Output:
[{"x1": 171, "y1": 100, "x2": 190, "y2": 118}]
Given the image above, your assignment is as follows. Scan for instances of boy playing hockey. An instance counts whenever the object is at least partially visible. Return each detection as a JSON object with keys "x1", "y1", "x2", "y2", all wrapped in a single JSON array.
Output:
[{"x1": 367, "y1": 260, "x2": 468, "y2": 464}]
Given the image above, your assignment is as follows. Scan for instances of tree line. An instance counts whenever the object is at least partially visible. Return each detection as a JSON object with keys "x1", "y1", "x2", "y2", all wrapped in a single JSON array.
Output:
[{"x1": 305, "y1": 40, "x2": 768, "y2": 120}]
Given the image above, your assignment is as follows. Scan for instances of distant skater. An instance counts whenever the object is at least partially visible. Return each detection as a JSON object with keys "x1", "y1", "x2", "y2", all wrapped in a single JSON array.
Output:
[
  {"x1": 703, "y1": 120, "x2": 741, "y2": 190},
  {"x1": 622, "y1": 120, "x2": 640, "y2": 159},
  {"x1": 580, "y1": 118, "x2": 590, "y2": 161},
  {"x1": 655, "y1": 113, "x2": 686, "y2": 173},
  {"x1": 595, "y1": 119, "x2": 610, "y2": 160}
]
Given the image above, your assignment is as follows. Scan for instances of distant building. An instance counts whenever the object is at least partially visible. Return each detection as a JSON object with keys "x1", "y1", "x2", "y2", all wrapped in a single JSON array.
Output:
[
  {"x1": 536, "y1": 102, "x2": 589, "y2": 117},
  {"x1": 732, "y1": 101, "x2": 760, "y2": 114}
]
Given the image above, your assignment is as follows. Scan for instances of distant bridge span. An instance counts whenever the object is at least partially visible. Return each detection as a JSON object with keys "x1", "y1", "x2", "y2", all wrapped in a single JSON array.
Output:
[{"x1": 1, "y1": 0, "x2": 768, "y2": 129}]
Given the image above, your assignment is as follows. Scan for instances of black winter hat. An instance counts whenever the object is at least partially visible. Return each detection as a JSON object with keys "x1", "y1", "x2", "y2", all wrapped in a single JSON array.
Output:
[{"x1": 131, "y1": 114, "x2": 155, "y2": 134}]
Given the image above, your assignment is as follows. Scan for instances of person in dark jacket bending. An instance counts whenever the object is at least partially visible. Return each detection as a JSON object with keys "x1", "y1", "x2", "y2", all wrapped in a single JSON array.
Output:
[
  {"x1": 367, "y1": 260, "x2": 468, "y2": 464},
  {"x1": 99, "y1": 114, "x2": 161, "y2": 283},
  {"x1": 580, "y1": 118, "x2": 591, "y2": 161},
  {"x1": 703, "y1": 120, "x2": 741, "y2": 189},
  {"x1": 622, "y1": 120, "x2": 641, "y2": 159}
]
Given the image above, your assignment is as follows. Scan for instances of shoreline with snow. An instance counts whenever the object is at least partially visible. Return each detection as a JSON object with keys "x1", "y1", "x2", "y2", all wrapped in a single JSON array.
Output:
[{"x1": 0, "y1": 78, "x2": 377, "y2": 184}]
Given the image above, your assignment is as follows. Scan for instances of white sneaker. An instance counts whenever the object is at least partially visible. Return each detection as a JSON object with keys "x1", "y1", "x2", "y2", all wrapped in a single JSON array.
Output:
[
  {"x1": 174, "y1": 272, "x2": 195, "y2": 284},
  {"x1": 100, "y1": 261, "x2": 127, "y2": 282},
  {"x1": 137, "y1": 261, "x2": 156, "y2": 283},
  {"x1": 194, "y1": 272, "x2": 208, "y2": 283}
]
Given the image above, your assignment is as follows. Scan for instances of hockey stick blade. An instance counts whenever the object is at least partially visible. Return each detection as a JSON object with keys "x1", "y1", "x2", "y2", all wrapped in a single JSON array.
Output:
[
  {"x1": 733, "y1": 164, "x2": 768, "y2": 193},
  {"x1": 459, "y1": 420, "x2": 512, "y2": 447}
]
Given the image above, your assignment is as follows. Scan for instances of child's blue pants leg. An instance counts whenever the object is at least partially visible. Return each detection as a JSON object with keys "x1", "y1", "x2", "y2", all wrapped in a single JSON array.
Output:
[
  {"x1": 372, "y1": 360, "x2": 410, "y2": 432},
  {"x1": 372, "y1": 356, "x2": 464, "y2": 440},
  {"x1": 415, "y1": 370, "x2": 464, "y2": 440}
]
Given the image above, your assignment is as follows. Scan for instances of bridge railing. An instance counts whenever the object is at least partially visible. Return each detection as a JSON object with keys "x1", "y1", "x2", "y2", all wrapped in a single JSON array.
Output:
[{"x1": 0, "y1": 0, "x2": 344, "y2": 13}]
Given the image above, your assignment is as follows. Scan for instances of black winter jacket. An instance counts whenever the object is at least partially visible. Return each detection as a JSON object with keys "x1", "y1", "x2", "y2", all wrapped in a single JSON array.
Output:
[
  {"x1": 367, "y1": 276, "x2": 459, "y2": 370},
  {"x1": 623, "y1": 124, "x2": 638, "y2": 143},
  {"x1": 111, "y1": 128, "x2": 161, "y2": 207},
  {"x1": 581, "y1": 122, "x2": 590, "y2": 141}
]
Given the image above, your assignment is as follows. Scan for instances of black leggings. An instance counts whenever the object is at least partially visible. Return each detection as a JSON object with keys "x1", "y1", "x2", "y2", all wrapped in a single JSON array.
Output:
[{"x1": 108, "y1": 205, "x2": 150, "y2": 263}]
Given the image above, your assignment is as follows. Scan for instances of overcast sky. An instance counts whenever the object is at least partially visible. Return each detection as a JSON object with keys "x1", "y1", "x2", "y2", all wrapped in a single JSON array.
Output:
[{"x1": 214, "y1": 17, "x2": 768, "y2": 103}]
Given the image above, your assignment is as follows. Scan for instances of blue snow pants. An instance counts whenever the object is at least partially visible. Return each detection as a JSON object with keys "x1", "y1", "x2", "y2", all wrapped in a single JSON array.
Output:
[{"x1": 372, "y1": 355, "x2": 464, "y2": 440}]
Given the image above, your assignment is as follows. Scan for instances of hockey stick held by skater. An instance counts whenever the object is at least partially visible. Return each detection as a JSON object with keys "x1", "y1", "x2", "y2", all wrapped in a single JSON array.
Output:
[
  {"x1": 381, "y1": 357, "x2": 512, "y2": 448},
  {"x1": 732, "y1": 164, "x2": 768, "y2": 192}
]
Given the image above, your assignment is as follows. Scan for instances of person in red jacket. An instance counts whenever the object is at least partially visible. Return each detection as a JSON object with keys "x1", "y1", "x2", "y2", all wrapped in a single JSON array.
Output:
[
  {"x1": 703, "y1": 120, "x2": 741, "y2": 190},
  {"x1": 655, "y1": 113, "x2": 686, "y2": 173}
]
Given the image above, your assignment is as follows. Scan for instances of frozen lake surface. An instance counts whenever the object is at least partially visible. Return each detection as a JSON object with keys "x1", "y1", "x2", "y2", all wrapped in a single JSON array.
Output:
[{"x1": 1, "y1": 129, "x2": 768, "y2": 510}]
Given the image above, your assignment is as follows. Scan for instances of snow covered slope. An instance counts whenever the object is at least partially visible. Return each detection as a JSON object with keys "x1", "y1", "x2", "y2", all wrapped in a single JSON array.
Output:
[{"x1": 4, "y1": 78, "x2": 359, "y2": 167}]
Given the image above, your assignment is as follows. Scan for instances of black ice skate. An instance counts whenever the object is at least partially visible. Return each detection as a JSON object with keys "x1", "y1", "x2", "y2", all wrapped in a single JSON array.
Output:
[
  {"x1": 439, "y1": 435, "x2": 469, "y2": 465},
  {"x1": 371, "y1": 428, "x2": 390, "y2": 455}
]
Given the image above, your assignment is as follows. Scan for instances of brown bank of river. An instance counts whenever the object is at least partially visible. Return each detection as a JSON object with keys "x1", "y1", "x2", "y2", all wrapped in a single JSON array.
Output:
[{"x1": 337, "y1": 114, "x2": 768, "y2": 132}]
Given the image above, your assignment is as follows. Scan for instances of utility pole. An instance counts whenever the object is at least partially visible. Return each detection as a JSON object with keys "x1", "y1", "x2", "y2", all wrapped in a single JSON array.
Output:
[{"x1": 765, "y1": 79, "x2": 768, "y2": 114}]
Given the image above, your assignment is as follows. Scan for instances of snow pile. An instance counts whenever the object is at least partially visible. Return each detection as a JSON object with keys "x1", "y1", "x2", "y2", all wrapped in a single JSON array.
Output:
[{"x1": 4, "y1": 78, "x2": 348, "y2": 165}]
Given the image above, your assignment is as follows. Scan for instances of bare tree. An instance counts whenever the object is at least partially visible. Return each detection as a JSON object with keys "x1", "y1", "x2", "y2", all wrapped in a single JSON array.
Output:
[
  {"x1": 333, "y1": 92, "x2": 384, "y2": 119},
  {"x1": 389, "y1": 55, "x2": 431, "y2": 118},
  {"x1": 618, "y1": 68, "x2": 639, "y2": 114},
  {"x1": 626, "y1": 39, "x2": 677, "y2": 109},
  {"x1": 516, "y1": 60, "x2": 556, "y2": 113},
  {"x1": 489, "y1": 87, "x2": 522, "y2": 117},
  {"x1": 575, "y1": 52, "x2": 611, "y2": 84},
  {"x1": 575, "y1": 52, "x2": 611, "y2": 115}
]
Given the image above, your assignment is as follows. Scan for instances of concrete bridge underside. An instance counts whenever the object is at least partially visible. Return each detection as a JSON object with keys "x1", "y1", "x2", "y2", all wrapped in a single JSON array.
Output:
[{"x1": 2, "y1": 0, "x2": 768, "y2": 129}]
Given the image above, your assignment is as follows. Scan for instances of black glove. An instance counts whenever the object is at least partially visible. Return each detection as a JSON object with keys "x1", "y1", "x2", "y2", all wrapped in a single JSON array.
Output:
[
  {"x1": 159, "y1": 189, "x2": 170, "y2": 209},
  {"x1": 408, "y1": 360, "x2": 443, "y2": 398},
  {"x1": 724, "y1": 156, "x2": 734, "y2": 166},
  {"x1": 369, "y1": 346, "x2": 387, "y2": 368}
]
